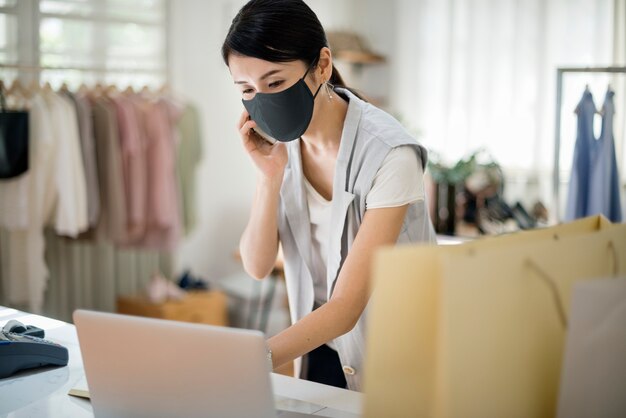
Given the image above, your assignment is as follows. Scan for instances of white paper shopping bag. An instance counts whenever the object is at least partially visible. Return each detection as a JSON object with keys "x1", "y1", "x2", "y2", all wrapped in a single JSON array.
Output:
[{"x1": 557, "y1": 277, "x2": 626, "y2": 418}]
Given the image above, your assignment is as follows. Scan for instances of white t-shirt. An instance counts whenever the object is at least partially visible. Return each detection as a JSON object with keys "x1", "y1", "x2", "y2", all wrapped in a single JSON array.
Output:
[{"x1": 305, "y1": 145, "x2": 424, "y2": 348}]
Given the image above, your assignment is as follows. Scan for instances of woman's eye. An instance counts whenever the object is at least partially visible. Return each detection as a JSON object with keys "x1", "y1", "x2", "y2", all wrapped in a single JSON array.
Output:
[
  {"x1": 269, "y1": 80, "x2": 284, "y2": 88},
  {"x1": 243, "y1": 88, "x2": 254, "y2": 95}
]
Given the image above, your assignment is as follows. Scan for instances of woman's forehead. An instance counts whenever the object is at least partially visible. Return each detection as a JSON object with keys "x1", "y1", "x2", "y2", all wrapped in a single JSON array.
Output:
[{"x1": 229, "y1": 56, "x2": 306, "y2": 83}]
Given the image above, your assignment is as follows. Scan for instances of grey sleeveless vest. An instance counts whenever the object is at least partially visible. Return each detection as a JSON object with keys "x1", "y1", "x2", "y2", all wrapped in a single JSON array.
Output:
[{"x1": 277, "y1": 88, "x2": 437, "y2": 391}]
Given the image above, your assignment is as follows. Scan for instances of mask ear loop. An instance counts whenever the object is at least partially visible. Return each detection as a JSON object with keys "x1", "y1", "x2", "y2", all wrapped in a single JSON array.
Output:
[
  {"x1": 302, "y1": 60, "x2": 326, "y2": 100},
  {"x1": 312, "y1": 80, "x2": 324, "y2": 99},
  {"x1": 525, "y1": 259, "x2": 568, "y2": 329}
]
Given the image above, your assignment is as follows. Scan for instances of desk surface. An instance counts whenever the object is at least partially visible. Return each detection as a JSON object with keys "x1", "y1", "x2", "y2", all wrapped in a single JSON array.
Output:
[{"x1": 0, "y1": 306, "x2": 362, "y2": 417}]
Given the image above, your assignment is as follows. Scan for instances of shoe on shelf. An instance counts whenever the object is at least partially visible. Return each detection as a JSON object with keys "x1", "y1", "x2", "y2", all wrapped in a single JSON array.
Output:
[
  {"x1": 178, "y1": 269, "x2": 210, "y2": 291},
  {"x1": 146, "y1": 271, "x2": 186, "y2": 304}
]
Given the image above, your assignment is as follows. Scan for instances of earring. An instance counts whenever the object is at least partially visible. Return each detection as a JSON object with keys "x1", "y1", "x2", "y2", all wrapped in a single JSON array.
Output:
[{"x1": 325, "y1": 81, "x2": 334, "y2": 101}]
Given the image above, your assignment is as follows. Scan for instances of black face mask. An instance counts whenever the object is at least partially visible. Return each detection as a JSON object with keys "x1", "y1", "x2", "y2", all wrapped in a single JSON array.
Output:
[{"x1": 242, "y1": 64, "x2": 323, "y2": 142}]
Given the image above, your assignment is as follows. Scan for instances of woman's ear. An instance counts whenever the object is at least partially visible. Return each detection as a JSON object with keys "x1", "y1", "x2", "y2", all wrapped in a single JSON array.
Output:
[{"x1": 317, "y1": 47, "x2": 333, "y2": 81}]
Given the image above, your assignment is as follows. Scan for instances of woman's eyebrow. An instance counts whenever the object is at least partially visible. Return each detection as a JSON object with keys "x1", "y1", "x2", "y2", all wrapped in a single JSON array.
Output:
[{"x1": 234, "y1": 69, "x2": 283, "y2": 84}]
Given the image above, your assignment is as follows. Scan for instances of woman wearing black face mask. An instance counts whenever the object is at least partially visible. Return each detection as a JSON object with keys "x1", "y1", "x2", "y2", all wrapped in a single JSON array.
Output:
[{"x1": 222, "y1": 0, "x2": 437, "y2": 391}]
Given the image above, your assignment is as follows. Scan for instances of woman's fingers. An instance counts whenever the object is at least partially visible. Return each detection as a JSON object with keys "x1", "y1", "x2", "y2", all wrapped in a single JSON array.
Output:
[
  {"x1": 239, "y1": 118, "x2": 257, "y2": 138},
  {"x1": 237, "y1": 109, "x2": 250, "y2": 129},
  {"x1": 239, "y1": 117, "x2": 273, "y2": 155},
  {"x1": 236, "y1": 110, "x2": 282, "y2": 174}
]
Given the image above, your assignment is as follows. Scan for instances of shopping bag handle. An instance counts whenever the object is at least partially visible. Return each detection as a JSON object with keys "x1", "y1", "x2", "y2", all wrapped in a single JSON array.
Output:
[
  {"x1": 525, "y1": 259, "x2": 568, "y2": 329},
  {"x1": 525, "y1": 240, "x2": 620, "y2": 330},
  {"x1": 608, "y1": 241, "x2": 618, "y2": 276}
]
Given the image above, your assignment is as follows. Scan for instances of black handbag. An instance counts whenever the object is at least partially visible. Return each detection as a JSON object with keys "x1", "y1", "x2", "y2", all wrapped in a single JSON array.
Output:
[{"x1": 0, "y1": 85, "x2": 29, "y2": 179}]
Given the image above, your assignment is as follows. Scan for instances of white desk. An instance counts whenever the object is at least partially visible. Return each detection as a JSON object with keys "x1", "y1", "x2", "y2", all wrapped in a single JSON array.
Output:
[{"x1": 0, "y1": 306, "x2": 362, "y2": 417}]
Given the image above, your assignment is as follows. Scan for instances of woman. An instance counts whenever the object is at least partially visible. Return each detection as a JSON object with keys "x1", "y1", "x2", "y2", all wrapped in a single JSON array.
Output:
[{"x1": 222, "y1": 0, "x2": 436, "y2": 391}]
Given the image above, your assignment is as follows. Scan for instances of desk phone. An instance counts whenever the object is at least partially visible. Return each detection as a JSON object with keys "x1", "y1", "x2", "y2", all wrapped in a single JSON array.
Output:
[{"x1": 0, "y1": 331, "x2": 69, "y2": 378}]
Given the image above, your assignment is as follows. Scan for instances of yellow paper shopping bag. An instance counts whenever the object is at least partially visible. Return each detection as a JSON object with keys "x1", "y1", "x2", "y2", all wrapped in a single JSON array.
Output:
[
  {"x1": 458, "y1": 214, "x2": 610, "y2": 250},
  {"x1": 364, "y1": 221, "x2": 625, "y2": 418}
]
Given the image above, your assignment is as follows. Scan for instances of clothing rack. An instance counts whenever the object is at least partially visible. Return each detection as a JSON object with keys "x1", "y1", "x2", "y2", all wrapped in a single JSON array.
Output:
[
  {"x1": 0, "y1": 69, "x2": 181, "y2": 320},
  {"x1": 0, "y1": 63, "x2": 165, "y2": 74},
  {"x1": 553, "y1": 66, "x2": 626, "y2": 222}
]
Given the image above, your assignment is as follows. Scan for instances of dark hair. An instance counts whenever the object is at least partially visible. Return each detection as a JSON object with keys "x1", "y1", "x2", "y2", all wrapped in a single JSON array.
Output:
[{"x1": 221, "y1": 0, "x2": 348, "y2": 89}]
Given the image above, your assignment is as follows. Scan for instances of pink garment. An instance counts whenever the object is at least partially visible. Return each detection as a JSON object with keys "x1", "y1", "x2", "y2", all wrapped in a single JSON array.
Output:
[
  {"x1": 134, "y1": 97, "x2": 182, "y2": 252},
  {"x1": 111, "y1": 96, "x2": 147, "y2": 244}
]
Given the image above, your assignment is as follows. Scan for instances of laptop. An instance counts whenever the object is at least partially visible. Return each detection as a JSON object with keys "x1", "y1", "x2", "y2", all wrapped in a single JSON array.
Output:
[{"x1": 73, "y1": 309, "x2": 319, "y2": 418}]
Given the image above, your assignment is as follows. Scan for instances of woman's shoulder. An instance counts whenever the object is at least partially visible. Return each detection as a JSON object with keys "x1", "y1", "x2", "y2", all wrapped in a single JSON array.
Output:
[{"x1": 342, "y1": 90, "x2": 418, "y2": 149}]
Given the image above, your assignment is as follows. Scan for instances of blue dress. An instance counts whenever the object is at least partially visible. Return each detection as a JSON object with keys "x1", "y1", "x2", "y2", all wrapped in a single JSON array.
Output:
[
  {"x1": 565, "y1": 88, "x2": 623, "y2": 222},
  {"x1": 587, "y1": 89, "x2": 623, "y2": 222},
  {"x1": 565, "y1": 89, "x2": 596, "y2": 221}
]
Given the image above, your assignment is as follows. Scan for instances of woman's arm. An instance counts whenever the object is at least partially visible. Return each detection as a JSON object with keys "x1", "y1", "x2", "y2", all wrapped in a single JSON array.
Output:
[
  {"x1": 267, "y1": 204, "x2": 409, "y2": 368},
  {"x1": 239, "y1": 177, "x2": 282, "y2": 279},
  {"x1": 237, "y1": 110, "x2": 288, "y2": 279}
]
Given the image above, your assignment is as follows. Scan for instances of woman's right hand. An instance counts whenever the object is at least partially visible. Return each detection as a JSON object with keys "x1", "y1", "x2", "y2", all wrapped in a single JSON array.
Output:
[{"x1": 238, "y1": 110, "x2": 288, "y2": 182}]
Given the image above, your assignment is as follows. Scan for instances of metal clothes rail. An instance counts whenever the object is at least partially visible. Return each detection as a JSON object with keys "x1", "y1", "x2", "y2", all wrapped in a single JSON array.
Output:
[
  {"x1": 553, "y1": 66, "x2": 626, "y2": 222},
  {"x1": 0, "y1": 63, "x2": 165, "y2": 73}
]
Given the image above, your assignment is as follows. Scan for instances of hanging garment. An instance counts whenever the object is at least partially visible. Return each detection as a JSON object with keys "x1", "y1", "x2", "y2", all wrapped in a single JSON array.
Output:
[
  {"x1": 565, "y1": 89, "x2": 596, "y2": 221},
  {"x1": 111, "y1": 95, "x2": 147, "y2": 244},
  {"x1": 92, "y1": 96, "x2": 128, "y2": 244},
  {"x1": 175, "y1": 104, "x2": 203, "y2": 235},
  {"x1": 0, "y1": 93, "x2": 57, "y2": 313},
  {"x1": 0, "y1": 89, "x2": 29, "y2": 179},
  {"x1": 138, "y1": 98, "x2": 182, "y2": 252},
  {"x1": 64, "y1": 91, "x2": 101, "y2": 228},
  {"x1": 0, "y1": 115, "x2": 30, "y2": 229},
  {"x1": 587, "y1": 89, "x2": 623, "y2": 222},
  {"x1": 41, "y1": 90, "x2": 88, "y2": 237},
  {"x1": 0, "y1": 109, "x2": 28, "y2": 179}
]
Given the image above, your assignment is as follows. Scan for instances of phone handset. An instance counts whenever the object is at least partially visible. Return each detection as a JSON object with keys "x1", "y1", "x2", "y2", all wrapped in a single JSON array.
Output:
[{"x1": 248, "y1": 116, "x2": 278, "y2": 145}]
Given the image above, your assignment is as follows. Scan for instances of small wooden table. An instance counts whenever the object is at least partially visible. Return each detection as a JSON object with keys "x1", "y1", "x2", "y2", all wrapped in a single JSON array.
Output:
[{"x1": 116, "y1": 290, "x2": 229, "y2": 327}]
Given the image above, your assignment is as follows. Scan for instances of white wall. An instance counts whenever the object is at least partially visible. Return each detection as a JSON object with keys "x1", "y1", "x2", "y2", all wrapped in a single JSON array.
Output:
[{"x1": 169, "y1": 0, "x2": 251, "y2": 281}]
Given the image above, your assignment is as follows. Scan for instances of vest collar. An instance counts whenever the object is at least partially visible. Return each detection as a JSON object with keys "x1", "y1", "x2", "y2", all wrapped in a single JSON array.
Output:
[
  {"x1": 280, "y1": 89, "x2": 362, "y2": 290},
  {"x1": 281, "y1": 139, "x2": 315, "y2": 280}
]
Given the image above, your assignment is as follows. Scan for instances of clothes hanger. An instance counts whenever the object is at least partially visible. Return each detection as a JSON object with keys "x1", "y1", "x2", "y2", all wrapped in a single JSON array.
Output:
[
  {"x1": 158, "y1": 82, "x2": 170, "y2": 96},
  {"x1": 5, "y1": 80, "x2": 30, "y2": 108},
  {"x1": 7, "y1": 79, "x2": 26, "y2": 100},
  {"x1": 105, "y1": 84, "x2": 119, "y2": 97},
  {"x1": 92, "y1": 82, "x2": 105, "y2": 97},
  {"x1": 27, "y1": 80, "x2": 41, "y2": 94},
  {"x1": 574, "y1": 84, "x2": 597, "y2": 114},
  {"x1": 77, "y1": 83, "x2": 89, "y2": 95}
]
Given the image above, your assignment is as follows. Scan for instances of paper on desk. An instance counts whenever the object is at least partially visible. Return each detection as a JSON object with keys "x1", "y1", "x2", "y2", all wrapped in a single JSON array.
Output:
[
  {"x1": 68, "y1": 375, "x2": 90, "y2": 400},
  {"x1": 275, "y1": 394, "x2": 326, "y2": 414}
]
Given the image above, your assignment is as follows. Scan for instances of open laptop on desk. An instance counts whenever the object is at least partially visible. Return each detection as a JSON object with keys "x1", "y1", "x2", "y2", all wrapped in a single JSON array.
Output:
[{"x1": 73, "y1": 309, "x2": 320, "y2": 418}]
